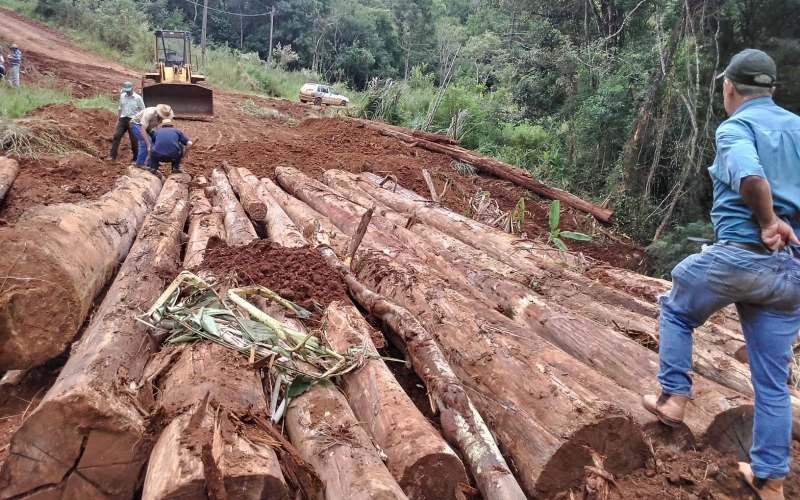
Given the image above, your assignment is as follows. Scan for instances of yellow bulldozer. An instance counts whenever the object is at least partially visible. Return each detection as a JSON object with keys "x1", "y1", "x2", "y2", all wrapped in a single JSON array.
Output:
[{"x1": 142, "y1": 30, "x2": 213, "y2": 118}]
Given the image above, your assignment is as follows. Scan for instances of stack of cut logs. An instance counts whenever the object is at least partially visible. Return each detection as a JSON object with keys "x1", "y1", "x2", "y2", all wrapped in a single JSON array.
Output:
[{"x1": 0, "y1": 136, "x2": 783, "y2": 500}]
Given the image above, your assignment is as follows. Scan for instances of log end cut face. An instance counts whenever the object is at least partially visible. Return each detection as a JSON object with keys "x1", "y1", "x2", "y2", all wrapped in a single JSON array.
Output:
[
  {"x1": 398, "y1": 452, "x2": 468, "y2": 500},
  {"x1": 0, "y1": 234, "x2": 81, "y2": 370},
  {"x1": 702, "y1": 403, "x2": 754, "y2": 462},
  {"x1": 534, "y1": 415, "x2": 649, "y2": 499}
]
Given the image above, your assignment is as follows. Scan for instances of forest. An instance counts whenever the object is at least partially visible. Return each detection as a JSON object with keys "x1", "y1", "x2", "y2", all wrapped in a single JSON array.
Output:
[{"x1": 19, "y1": 0, "x2": 800, "y2": 274}]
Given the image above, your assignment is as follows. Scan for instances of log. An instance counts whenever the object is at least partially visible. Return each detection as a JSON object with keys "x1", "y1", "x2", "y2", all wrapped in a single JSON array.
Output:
[
  {"x1": 184, "y1": 186, "x2": 225, "y2": 269},
  {"x1": 361, "y1": 122, "x2": 613, "y2": 221},
  {"x1": 0, "y1": 168, "x2": 162, "y2": 370},
  {"x1": 276, "y1": 166, "x2": 660, "y2": 498},
  {"x1": 352, "y1": 118, "x2": 461, "y2": 145},
  {"x1": 142, "y1": 342, "x2": 288, "y2": 500},
  {"x1": 255, "y1": 183, "x2": 468, "y2": 499},
  {"x1": 257, "y1": 176, "x2": 349, "y2": 257},
  {"x1": 0, "y1": 175, "x2": 191, "y2": 500},
  {"x1": 0, "y1": 156, "x2": 20, "y2": 202},
  {"x1": 237, "y1": 167, "x2": 308, "y2": 249},
  {"x1": 319, "y1": 170, "x2": 753, "y2": 442},
  {"x1": 325, "y1": 302, "x2": 469, "y2": 500},
  {"x1": 222, "y1": 161, "x2": 267, "y2": 221},
  {"x1": 354, "y1": 174, "x2": 752, "y2": 387},
  {"x1": 211, "y1": 168, "x2": 258, "y2": 246}
]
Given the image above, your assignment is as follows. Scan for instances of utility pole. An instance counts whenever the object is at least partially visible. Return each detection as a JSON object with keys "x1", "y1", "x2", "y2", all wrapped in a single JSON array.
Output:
[
  {"x1": 201, "y1": 0, "x2": 209, "y2": 68},
  {"x1": 266, "y1": 6, "x2": 275, "y2": 67}
]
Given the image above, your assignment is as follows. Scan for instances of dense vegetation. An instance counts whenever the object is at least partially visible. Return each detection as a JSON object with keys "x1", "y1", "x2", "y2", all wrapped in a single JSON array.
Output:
[{"x1": 4, "y1": 0, "x2": 800, "y2": 276}]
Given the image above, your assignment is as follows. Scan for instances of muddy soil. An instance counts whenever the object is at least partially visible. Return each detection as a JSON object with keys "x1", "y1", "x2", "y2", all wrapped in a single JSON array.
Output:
[
  {"x1": 199, "y1": 238, "x2": 350, "y2": 312},
  {"x1": 563, "y1": 444, "x2": 800, "y2": 500}
]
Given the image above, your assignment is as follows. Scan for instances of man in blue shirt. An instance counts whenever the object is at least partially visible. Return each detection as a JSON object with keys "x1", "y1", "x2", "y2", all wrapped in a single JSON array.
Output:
[
  {"x1": 142, "y1": 119, "x2": 192, "y2": 174},
  {"x1": 6, "y1": 43, "x2": 21, "y2": 87},
  {"x1": 643, "y1": 49, "x2": 800, "y2": 500}
]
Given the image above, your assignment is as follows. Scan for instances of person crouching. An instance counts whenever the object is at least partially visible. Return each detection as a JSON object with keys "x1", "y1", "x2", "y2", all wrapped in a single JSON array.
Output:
[{"x1": 145, "y1": 118, "x2": 192, "y2": 174}]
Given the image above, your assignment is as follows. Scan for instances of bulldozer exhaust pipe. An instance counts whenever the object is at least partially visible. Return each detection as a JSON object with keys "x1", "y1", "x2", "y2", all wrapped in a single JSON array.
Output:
[{"x1": 143, "y1": 83, "x2": 214, "y2": 118}]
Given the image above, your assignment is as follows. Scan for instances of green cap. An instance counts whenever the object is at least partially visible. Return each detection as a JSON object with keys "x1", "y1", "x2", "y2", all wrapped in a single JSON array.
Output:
[
  {"x1": 717, "y1": 49, "x2": 777, "y2": 88},
  {"x1": 121, "y1": 81, "x2": 133, "y2": 92}
]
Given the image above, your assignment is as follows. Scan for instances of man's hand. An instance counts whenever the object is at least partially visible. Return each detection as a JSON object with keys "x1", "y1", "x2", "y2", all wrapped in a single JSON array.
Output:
[{"x1": 761, "y1": 217, "x2": 800, "y2": 250}]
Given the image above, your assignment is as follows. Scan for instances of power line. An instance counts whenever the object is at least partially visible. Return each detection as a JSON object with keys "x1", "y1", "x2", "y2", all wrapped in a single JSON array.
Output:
[{"x1": 183, "y1": 0, "x2": 270, "y2": 17}]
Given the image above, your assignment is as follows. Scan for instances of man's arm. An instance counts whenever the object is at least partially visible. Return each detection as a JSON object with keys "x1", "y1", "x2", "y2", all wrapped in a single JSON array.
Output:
[
  {"x1": 136, "y1": 95, "x2": 145, "y2": 113},
  {"x1": 118, "y1": 96, "x2": 123, "y2": 119},
  {"x1": 740, "y1": 176, "x2": 799, "y2": 249}
]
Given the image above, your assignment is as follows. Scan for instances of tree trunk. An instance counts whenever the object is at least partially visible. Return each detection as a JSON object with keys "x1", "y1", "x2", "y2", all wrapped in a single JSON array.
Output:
[
  {"x1": 253, "y1": 182, "x2": 468, "y2": 499},
  {"x1": 184, "y1": 184, "x2": 225, "y2": 269},
  {"x1": 0, "y1": 168, "x2": 162, "y2": 370},
  {"x1": 257, "y1": 176, "x2": 350, "y2": 257},
  {"x1": 142, "y1": 342, "x2": 288, "y2": 500},
  {"x1": 324, "y1": 302, "x2": 468, "y2": 500},
  {"x1": 285, "y1": 384, "x2": 409, "y2": 500},
  {"x1": 320, "y1": 170, "x2": 753, "y2": 437},
  {"x1": 237, "y1": 168, "x2": 308, "y2": 249},
  {"x1": 351, "y1": 118, "x2": 460, "y2": 145},
  {"x1": 0, "y1": 156, "x2": 20, "y2": 201},
  {"x1": 359, "y1": 122, "x2": 613, "y2": 221},
  {"x1": 0, "y1": 175, "x2": 190, "y2": 500},
  {"x1": 275, "y1": 166, "x2": 658, "y2": 498},
  {"x1": 211, "y1": 168, "x2": 258, "y2": 246},
  {"x1": 222, "y1": 161, "x2": 267, "y2": 221}
]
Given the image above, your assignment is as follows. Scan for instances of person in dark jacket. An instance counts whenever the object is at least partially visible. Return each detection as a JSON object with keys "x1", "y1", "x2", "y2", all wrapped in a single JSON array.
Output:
[{"x1": 142, "y1": 119, "x2": 192, "y2": 174}]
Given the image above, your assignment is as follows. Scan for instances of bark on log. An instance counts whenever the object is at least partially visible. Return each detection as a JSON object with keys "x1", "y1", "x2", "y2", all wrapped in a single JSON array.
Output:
[
  {"x1": 361, "y1": 122, "x2": 613, "y2": 221},
  {"x1": 320, "y1": 170, "x2": 753, "y2": 440},
  {"x1": 237, "y1": 168, "x2": 308, "y2": 249},
  {"x1": 255, "y1": 184, "x2": 468, "y2": 499},
  {"x1": 0, "y1": 175, "x2": 191, "y2": 500},
  {"x1": 351, "y1": 118, "x2": 460, "y2": 145},
  {"x1": 276, "y1": 166, "x2": 660, "y2": 498},
  {"x1": 211, "y1": 168, "x2": 258, "y2": 246},
  {"x1": 285, "y1": 384, "x2": 409, "y2": 500},
  {"x1": 184, "y1": 186, "x2": 225, "y2": 269},
  {"x1": 324, "y1": 302, "x2": 468, "y2": 500},
  {"x1": 222, "y1": 161, "x2": 267, "y2": 221},
  {"x1": 257, "y1": 176, "x2": 349, "y2": 257},
  {"x1": 0, "y1": 156, "x2": 20, "y2": 202},
  {"x1": 0, "y1": 168, "x2": 162, "y2": 370},
  {"x1": 142, "y1": 342, "x2": 288, "y2": 500}
]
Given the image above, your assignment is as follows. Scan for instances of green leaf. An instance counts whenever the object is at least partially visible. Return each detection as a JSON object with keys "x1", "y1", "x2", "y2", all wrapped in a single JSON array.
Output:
[
  {"x1": 199, "y1": 313, "x2": 219, "y2": 337},
  {"x1": 168, "y1": 334, "x2": 198, "y2": 344},
  {"x1": 239, "y1": 318, "x2": 277, "y2": 343},
  {"x1": 317, "y1": 378, "x2": 333, "y2": 387},
  {"x1": 286, "y1": 374, "x2": 315, "y2": 397},
  {"x1": 560, "y1": 231, "x2": 591, "y2": 241},
  {"x1": 548, "y1": 200, "x2": 561, "y2": 232},
  {"x1": 553, "y1": 238, "x2": 568, "y2": 251},
  {"x1": 552, "y1": 228, "x2": 560, "y2": 238}
]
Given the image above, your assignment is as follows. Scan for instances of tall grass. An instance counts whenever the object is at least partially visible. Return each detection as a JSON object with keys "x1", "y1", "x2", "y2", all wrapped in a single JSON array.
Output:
[{"x1": 0, "y1": 84, "x2": 115, "y2": 118}]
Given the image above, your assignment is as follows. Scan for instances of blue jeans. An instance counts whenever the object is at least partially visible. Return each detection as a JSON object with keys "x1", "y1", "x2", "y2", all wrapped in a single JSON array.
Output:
[
  {"x1": 130, "y1": 123, "x2": 155, "y2": 166},
  {"x1": 658, "y1": 243, "x2": 800, "y2": 479}
]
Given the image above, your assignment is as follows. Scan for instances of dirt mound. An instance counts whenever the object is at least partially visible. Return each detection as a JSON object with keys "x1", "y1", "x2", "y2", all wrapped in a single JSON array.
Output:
[
  {"x1": 0, "y1": 156, "x2": 128, "y2": 226},
  {"x1": 25, "y1": 103, "x2": 119, "y2": 154},
  {"x1": 199, "y1": 238, "x2": 350, "y2": 312},
  {"x1": 566, "y1": 445, "x2": 800, "y2": 500}
]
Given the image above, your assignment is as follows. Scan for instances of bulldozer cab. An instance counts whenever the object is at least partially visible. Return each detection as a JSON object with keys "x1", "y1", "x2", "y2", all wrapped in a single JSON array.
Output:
[{"x1": 143, "y1": 30, "x2": 214, "y2": 118}]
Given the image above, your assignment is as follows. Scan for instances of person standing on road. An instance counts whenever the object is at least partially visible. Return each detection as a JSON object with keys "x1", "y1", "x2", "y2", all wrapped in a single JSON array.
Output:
[
  {"x1": 143, "y1": 118, "x2": 192, "y2": 174},
  {"x1": 643, "y1": 49, "x2": 800, "y2": 500},
  {"x1": 129, "y1": 104, "x2": 172, "y2": 167},
  {"x1": 108, "y1": 81, "x2": 145, "y2": 162},
  {"x1": 6, "y1": 43, "x2": 21, "y2": 87}
]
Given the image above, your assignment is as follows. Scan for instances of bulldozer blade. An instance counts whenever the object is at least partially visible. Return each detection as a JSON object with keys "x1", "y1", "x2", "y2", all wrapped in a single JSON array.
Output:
[{"x1": 143, "y1": 83, "x2": 214, "y2": 118}]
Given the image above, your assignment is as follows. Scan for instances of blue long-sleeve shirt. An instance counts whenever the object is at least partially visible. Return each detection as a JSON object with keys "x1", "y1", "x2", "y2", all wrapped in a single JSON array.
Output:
[{"x1": 709, "y1": 96, "x2": 800, "y2": 249}]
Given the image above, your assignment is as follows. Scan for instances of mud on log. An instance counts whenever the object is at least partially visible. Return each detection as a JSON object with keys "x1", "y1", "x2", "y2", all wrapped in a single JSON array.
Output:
[
  {"x1": 276, "y1": 166, "x2": 658, "y2": 498},
  {"x1": 0, "y1": 156, "x2": 20, "y2": 202},
  {"x1": 211, "y1": 167, "x2": 258, "y2": 246},
  {"x1": 237, "y1": 167, "x2": 308, "y2": 249},
  {"x1": 184, "y1": 181, "x2": 224, "y2": 269},
  {"x1": 142, "y1": 343, "x2": 288, "y2": 500},
  {"x1": 0, "y1": 175, "x2": 190, "y2": 500},
  {"x1": 0, "y1": 168, "x2": 162, "y2": 370}
]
